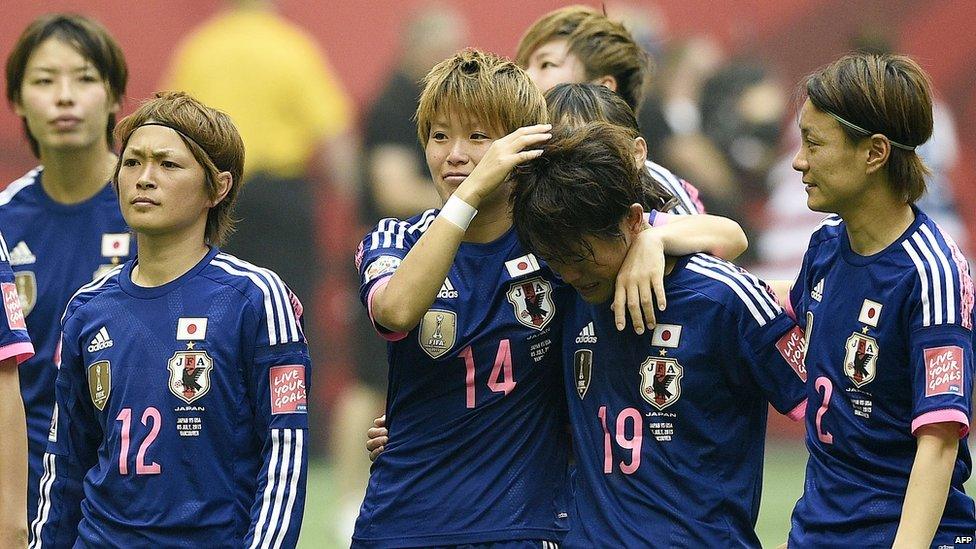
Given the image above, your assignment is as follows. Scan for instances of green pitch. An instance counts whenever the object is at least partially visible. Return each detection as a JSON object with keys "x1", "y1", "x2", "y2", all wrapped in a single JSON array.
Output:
[{"x1": 300, "y1": 441, "x2": 976, "y2": 547}]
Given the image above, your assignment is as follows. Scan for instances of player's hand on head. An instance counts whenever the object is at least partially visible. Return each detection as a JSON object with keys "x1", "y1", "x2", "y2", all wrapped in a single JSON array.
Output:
[
  {"x1": 457, "y1": 124, "x2": 551, "y2": 206},
  {"x1": 612, "y1": 223, "x2": 666, "y2": 334},
  {"x1": 366, "y1": 414, "x2": 389, "y2": 462}
]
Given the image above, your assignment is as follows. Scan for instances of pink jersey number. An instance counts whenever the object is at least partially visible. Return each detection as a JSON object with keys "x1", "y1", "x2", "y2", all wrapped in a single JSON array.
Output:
[
  {"x1": 116, "y1": 406, "x2": 163, "y2": 475},
  {"x1": 599, "y1": 406, "x2": 643, "y2": 474},
  {"x1": 459, "y1": 340, "x2": 517, "y2": 409}
]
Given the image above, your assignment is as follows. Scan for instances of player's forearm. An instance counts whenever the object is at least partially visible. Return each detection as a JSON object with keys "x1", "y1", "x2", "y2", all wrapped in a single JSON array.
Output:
[
  {"x1": 371, "y1": 218, "x2": 465, "y2": 332},
  {"x1": 0, "y1": 362, "x2": 28, "y2": 546},
  {"x1": 892, "y1": 422, "x2": 958, "y2": 548},
  {"x1": 656, "y1": 214, "x2": 748, "y2": 260},
  {"x1": 767, "y1": 279, "x2": 793, "y2": 310}
]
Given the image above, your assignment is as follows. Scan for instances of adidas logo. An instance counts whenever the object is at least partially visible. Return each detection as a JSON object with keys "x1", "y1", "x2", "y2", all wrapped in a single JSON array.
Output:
[
  {"x1": 437, "y1": 277, "x2": 458, "y2": 299},
  {"x1": 9, "y1": 241, "x2": 36, "y2": 266},
  {"x1": 811, "y1": 278, "x2": 824, "y2": 302},
  {"x1": 87, "y1": 326, "x2": 114, "y2": 352},
  {"x1": 575, "y1": 322, "x2": 597, "y2": 344}
]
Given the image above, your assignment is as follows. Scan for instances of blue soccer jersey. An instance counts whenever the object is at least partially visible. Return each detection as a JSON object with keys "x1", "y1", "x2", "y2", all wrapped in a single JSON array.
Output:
[
  {"x1": 645, "y1": 160, "x2": 706, "y2": 215},
  {"x1": 0, "y1": 167, "x2": 133, "y2": 528},
  {"x1": 562, "y1": 253, "x2": 806, "y2": 548},
  {"x1": 788, "y1": 209, "x2": 976, "y2": 547},
  {"x1": 32, "y1": 247, "x2": 309, "y2": 548},
  {"x1": 353, "y1": 210, "x2": 570, "y2": 547}
]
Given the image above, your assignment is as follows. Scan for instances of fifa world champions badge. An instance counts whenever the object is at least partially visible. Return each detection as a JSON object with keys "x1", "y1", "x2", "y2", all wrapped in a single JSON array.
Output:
[{"x1": 419, "y1": 309, "x2": 457, "y2": 359}]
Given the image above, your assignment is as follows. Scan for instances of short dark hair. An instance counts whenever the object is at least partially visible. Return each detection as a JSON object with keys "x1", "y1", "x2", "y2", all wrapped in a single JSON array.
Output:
[
  {"x1": 544, "y1": 83, "x2": 676, "y2": 213},
  {"x1": 803, "y1": 52, "x2": 933, "y2": 203},
  {"x1": 6, "y1": 13, "x2": 127, "y2": 158},
  {"x1": 511, "y1": 121, "x2": 671, "y2": 262},
  {"x1": 516, "y1": 6, "x2": 649, "y2": 111},
  {"x1": 114, "y1": 92, "x2": 245, "y2": 246}
]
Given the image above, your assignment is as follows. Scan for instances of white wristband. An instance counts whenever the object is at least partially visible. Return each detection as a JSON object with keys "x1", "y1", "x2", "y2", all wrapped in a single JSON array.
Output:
[{"x1": 439, "y1": 195, "x2": 478, "y2": 230}]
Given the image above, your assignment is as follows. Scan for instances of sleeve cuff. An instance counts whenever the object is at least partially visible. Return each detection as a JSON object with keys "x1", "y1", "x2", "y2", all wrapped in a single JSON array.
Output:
[
  {"x1": 0, "y1": 341, "x2": 35, "y2": 365},
  {"x1": 911, "y1": 409, "x2": 970, "y2": 438},
  {"x1": 367, "y1": 276, "x2": 408, "y2": 342},
  {"x1": 786, "y1": 399, "x2": 807, "y2": 422}
]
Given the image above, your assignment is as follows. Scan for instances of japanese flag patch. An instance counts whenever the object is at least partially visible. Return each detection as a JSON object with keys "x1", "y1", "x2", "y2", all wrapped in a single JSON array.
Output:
[
  {"x1": 505, "y1": 254, "x2": 541, "y2": 278},
  {"x1": 270, "y1": 365, "x2": 307, "y2": 414},
  {"x1": 177, "y1": 318, "x2": 208, "y2": 340},
  {"x1": 924, "y1": 346, "x2": 964, "y2": 398},
  {"x1": 858, "y1": 299, "x2": 883, "y2": 328}
]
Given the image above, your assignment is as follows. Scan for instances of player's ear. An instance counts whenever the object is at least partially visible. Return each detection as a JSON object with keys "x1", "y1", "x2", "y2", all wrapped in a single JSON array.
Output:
[
  {"x1": 211, "y1": 172, "x2": 232, "y2": 207},
  {"x1": 625, "y1": 203, "x2": 645, "y2": 237},
  {"x1": 864, "y1": 133, "x2": 891, "y2": 176},
  {"x1": 633, "y1": 136, "x2": 648, "y2": 169},
  {"x1": 591, "y1": 74, "x2": 618, "y2": 92}
]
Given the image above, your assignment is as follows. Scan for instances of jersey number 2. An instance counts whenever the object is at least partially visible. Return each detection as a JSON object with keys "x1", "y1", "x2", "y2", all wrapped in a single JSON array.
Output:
[
  {"x1": 806, "y1": 312, "x2": 833, "y2": 444},
  {"x1": 116, "y1": 407, "x2": 162, "y2": 475},
  {"x1": 458, "y1": 340, "x2": 516, "y2": 408}
]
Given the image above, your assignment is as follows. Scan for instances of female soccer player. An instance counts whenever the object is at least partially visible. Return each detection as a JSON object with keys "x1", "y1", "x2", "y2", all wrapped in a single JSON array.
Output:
[
  {"x1": 355, "y1": 50, "x2": 748, "y2": 546},
  {"x1": 511, "y1": 120, "x2": 806, "y2": 547},
  {"x1": 32, "y1": 92, "x2": 309, "y2": 547},
  {"x1": 786, "y1": 53, "x2": 975, "y2": 546},
  {"x1": 3, "y1": 14, "x2": 134, "y2": 536}
]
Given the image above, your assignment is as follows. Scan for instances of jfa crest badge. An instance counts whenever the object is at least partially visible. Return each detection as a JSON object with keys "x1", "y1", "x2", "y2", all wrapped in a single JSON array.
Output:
[
  {"x1": 14, "y1": 272, "x2": 36, "y2": 316},
  {"x1": 87, "y1": 360, "x2": 111, "y2": 411},
  {"x1": 419, "y1": 309, "x2": 457, "y2": 359},
  {"x1": 506, "y1": 277, "x2": 554, "y2": 331},
  {"x1": 844, "y1": 332, "x2": 878, "y2": 387},
  {"x1": 640, "y1": 356, "x2": 683, "y2": 410},
  {"x1": 574, "y1": 349, "x2": 593, "y2": 399},
  {"x1": 167, "y1": 350, "x2": 214, "y2": 403}
]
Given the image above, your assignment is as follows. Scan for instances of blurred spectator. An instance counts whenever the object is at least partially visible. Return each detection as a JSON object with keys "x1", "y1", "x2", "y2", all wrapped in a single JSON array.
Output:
[
  {"x1": 332, "y1": 5, "x2": 467, "y2": 544},
  {"x1": 638, "y1": 36, "x2": 724, "y2": 159},
  {"x1": 161, "y1": 0, "x2": 359, "y2": 369},
  {"x1": 662, "y1": 58, "x2": 786, "y2": 263},
  {"x1": 361, "y1": 6, "x2": 465, "y2": 221}
]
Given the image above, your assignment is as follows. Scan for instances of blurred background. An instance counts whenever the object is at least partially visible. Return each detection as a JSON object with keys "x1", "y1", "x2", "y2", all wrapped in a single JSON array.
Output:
[{"x1": 3, "y1": 0, "x2": 974, "y2": 546}]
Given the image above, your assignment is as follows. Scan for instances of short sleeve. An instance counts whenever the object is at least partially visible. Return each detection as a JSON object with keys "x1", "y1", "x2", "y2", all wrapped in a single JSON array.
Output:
[
  {"x1": 904, "y1": 247, "x2": 975, "y2": 437},
  {"x1": 355, "y1": 210, "x2": 437, "y2": 339},
  {"x1": 736, "y1": 302, "x2": 807, "y2": 419},
  {"x1": 0, "y1": 235, "x2": 34, "y2": 363}
]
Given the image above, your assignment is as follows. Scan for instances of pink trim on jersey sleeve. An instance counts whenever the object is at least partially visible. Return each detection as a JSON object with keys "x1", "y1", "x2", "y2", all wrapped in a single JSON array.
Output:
[
  {"x1": 911, "y1": 409, "x2": 970, "y2": 438},
  {"x1": 681, "y1": 179, "x2": 706, "y2": 214},
  {"x1": 0, "y1": 341, "x2": 35, "y2": 365},
  {"x1": 784, "y1": 286, "x2": 797, "y2": 321},
  {"x1": 786, "y1": 399, "x2": 807, "y2": 421},
  {"x1": 650, "y1": 212, "x2": 671, "y2": 227},
  {"x1": 367, "y1": 276, "x2": 408, "y2": 342}
]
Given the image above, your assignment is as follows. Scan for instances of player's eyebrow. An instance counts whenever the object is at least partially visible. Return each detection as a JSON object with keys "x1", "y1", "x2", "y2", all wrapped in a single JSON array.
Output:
[{"x1": 125, "y1": 146, "x2": 182, "y2": 160}]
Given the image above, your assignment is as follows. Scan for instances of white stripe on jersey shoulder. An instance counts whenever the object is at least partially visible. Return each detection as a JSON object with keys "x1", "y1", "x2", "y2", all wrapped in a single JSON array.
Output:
[
  {"x1": 0, "y1": 231, "x2": 9, "y2": 262},
  {"x1": 815, "y1": 214, "x2": 843, "y2": 230},
  {"x1": 249, "y1": 428, "x2": 304, "y2": 549},
  {"x1": 644, "y1": 160, "x2": 693, "y2": 215},
  {"x1": 368, "y1": 209, "x2": 438, "y2": 251},
  {"x1": 0, "y1": 166, "x2": 41, "y2": 207},
  {"x1": 902, "y1": 223, "x2": 963, "y2": 327},
  {"x1": 212, "y1": 254, "x2": 302, "y2": 346},
  {"x1": 686, "y1": 254, "x2": 781, "y2": 326},
  {"x1": 60, "y1": 264, "x2": 124, "y2": 325}
]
